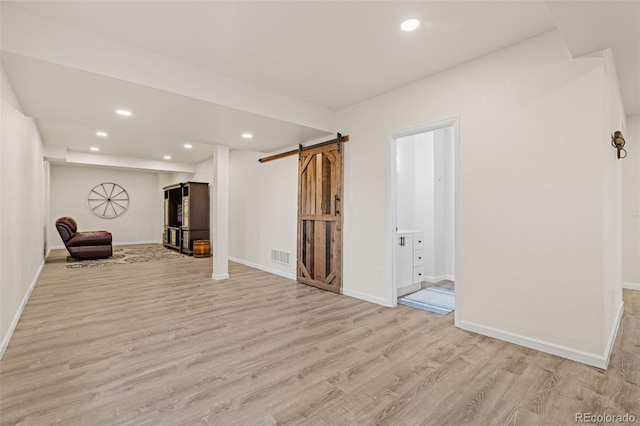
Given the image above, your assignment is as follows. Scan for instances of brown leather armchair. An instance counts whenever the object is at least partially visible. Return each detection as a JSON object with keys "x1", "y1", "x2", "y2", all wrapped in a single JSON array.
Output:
[{"x1": 56, "y1": 217, "x2": 113, "y2": 259}]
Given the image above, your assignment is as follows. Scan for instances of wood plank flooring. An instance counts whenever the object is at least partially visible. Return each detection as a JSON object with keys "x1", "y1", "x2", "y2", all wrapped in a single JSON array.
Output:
[
  {"x1": 420, "y1": 280, "x2": 454, "y2": 291},
  {"x1": 1, "y1": 245, "x2": 638, "y2": 425}
]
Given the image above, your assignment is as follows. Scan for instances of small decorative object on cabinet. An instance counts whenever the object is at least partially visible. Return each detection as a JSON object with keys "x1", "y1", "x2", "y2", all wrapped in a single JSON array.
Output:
[
  {"x1": 163, "y1": 182, "x2": 209, "y2": 255},
  {"x1": 396, "y1": 230, "x2": 425, "y2": 297}
]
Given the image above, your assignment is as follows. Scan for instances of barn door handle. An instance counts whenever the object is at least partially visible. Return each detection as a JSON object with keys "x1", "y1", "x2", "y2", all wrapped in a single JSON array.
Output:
[{"x1": 334, "y1": 195, "x2": 340, "y2": 216}]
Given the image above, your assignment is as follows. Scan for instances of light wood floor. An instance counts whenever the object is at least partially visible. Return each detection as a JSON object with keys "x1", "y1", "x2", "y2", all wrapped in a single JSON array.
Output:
[
  {"x1": 1, "y1": 246, "x2": 638, "y2": 425},
  {"x1": 421, "y1": 280, "x2": 455, "y2": 291}
]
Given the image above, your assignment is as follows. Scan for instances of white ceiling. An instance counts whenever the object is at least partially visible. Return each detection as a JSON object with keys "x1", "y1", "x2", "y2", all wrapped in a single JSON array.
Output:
[
  {"x1": 1, "y1": 52, "x2": 331, "y2": 164},
  {"x1": 545, "y1": 0, "x2": 640, "y2": 119},
  {"x1": 5, "y1": 1, "x2": 556, "y2": 110},
  {"x1": 1, "y1": 1, "x2": 638, "y2": 170}
]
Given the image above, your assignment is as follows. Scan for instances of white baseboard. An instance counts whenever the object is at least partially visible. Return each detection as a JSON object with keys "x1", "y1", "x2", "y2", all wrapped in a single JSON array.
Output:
[
  {"x1": 622, "y1": 282, "x2": 640, "y2": 290},
  {"x1": 212, "y1": 273, "x2": 230, "y2": 280},
  {"x1": 228, "y1": 256, "x2": 296, "y2": 280},
  {"x1": 343, "y1": 288, "x2": 393, "y2": 307},
  {"x1": 0, "y1": 259, "x2": 44, "y2": 360},
  {"x1": 459, "y1": 319, "x2": 615, "y2": 370},
  {"x1": 603, "y1": 301, "x2": 624, "y2": 368},
  {"x1": 424, "y1": 274, "x2": 455, "y2": 284}
]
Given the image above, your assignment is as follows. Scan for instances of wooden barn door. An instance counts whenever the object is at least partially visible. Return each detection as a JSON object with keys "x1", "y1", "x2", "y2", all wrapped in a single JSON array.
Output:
[{"x1": 297, "y1": 141, "x2": 343, "y2": 293}]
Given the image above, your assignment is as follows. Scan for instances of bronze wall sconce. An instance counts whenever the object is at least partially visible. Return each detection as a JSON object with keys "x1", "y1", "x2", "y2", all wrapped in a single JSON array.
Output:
[{"x1": 611, "y1": 131, "x2": 627, "y2": 159}]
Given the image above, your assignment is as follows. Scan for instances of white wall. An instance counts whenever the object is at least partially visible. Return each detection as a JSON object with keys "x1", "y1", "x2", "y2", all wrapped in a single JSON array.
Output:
[
  {"x1": 337, "y1": 30, "x2": 619, "y2": 365},
  {"x1": 228, "y1": 150, "x2": 297, "y2": 278},
  {"x1": 396, "y1": 135, "x2": 417, "y2": 230},
  {"x1": 1, "y1": 62, "x2": 48, "y2": 357},
  {"x1": 49, "y1": 164, "x2": 165, "y2": 247},
  {"x1": 192, "y1": 157, "x2": 214, "y2": 184},
  {"x1": 622, "y1": 115, "x2": 640, "y2": 286},
  {"x1": 433, "y1": 127, "x2": 455, "y2": 280},
  {"x1": 601, "y1": 49, "x2": 626, "y2": 350},
  {"x1": 443, "y1": 127, "x2": 455, "y2": 278}
]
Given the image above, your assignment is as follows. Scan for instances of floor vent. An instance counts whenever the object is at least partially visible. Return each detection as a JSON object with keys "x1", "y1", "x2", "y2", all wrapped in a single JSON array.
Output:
[{"x1": 271, "y1": 249, "x2": 290, "y2": 265}]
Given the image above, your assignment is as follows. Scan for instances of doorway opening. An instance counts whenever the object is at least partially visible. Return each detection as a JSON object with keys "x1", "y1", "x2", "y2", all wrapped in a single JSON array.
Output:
[{"x1": 388, "y1": 118, "x2": 459, "y2": 321}]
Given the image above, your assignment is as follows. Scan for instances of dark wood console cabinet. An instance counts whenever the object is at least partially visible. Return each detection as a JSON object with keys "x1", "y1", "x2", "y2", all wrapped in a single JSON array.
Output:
[{"x1": 163, "y1": 181, "x2": 209, "y2": 255}]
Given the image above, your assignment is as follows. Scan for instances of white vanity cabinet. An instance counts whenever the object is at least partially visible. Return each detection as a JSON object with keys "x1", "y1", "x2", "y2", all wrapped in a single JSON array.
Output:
[{"x1": 396, "y1": 230, "x2": 425, "y2": 296}]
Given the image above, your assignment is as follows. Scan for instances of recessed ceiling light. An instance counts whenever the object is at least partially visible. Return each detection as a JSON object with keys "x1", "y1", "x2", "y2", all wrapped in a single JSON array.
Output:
[
  {"x1": 163, "y1": 155, "x2": 172, "y2": 160},
  {"x1": 183, "y1": 143, "x2": 193, "y2": 149},
  {"x1": 115, "y1": 109, "x2": 132, "y2": 116},
  {"x1": 241, "y1": 133, "x2": 253, "y2": 139},
  {"x1": 400, "y1": 18, "x2": 420, "y2": 32},
  {"x1": 96, "y1": 131, "x2": 108, "y2": 137},
  {"x1": 90, "y1": 147, "x2": 100, "y2": 152}
]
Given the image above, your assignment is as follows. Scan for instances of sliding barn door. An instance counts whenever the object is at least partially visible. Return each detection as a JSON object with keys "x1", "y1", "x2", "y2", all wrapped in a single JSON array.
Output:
[{"x1": 297, "y1": 142, "x2": 343, "y2": 293}]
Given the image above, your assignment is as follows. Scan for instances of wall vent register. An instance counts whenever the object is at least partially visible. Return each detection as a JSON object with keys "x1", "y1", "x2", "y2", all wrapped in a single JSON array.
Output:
[{"x1": 271, "y1": 249, "x2": 291, "y2": 265}]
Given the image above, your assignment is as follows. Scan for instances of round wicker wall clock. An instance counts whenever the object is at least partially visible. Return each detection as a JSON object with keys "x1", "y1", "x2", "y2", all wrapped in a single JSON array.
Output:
[{"x1": 88, "y1": 183, "x2": 129, "y2": 218}]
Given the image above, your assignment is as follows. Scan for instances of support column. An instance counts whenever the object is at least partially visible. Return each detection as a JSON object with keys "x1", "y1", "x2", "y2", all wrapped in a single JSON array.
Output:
[{"x1": 212, "y1": 145, "x2": 229, "y2": 280}]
